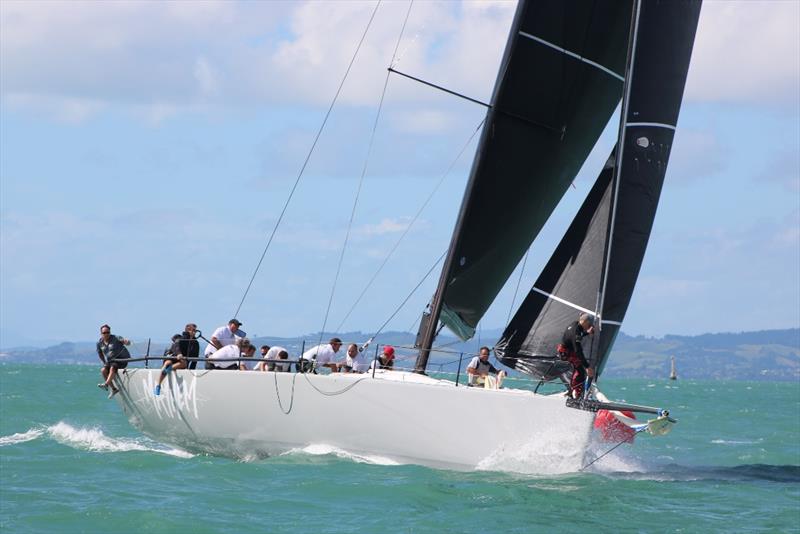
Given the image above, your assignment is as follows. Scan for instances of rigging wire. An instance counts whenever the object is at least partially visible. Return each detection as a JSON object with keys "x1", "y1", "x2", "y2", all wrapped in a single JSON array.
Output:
[
  {"x1": 580, "y1": 426, "x2": 647, "y2": 471},
  {"x1": 316, "y1": 0, "x2": 415, "y2": 345},
  {"x1": 368, "y1": 250, "x2": 446, "y2": 342},
  {"x1": 506, "y1": 247, "x2": 531, "y2": 324},
  {"x1": 232, "y1": 0, "x2": 383, "y2": 319},
  {"x1": 334, "y1": 118, "x2": 485, "y2": 332},
  {"x1": 405, "y1": 313, "x2": 422, "y2": 337}
]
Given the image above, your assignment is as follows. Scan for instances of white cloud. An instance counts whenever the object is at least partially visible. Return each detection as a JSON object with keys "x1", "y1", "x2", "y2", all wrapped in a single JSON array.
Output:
[
  {"x1": 194, "y1": 56, "x2": 219, "y2": 97},
  {"x1": 686, "y1": 0, "x2": 800, "y2": 106},
  {"x1": 0, "y1": 1, "x2": 514, "y2": 122},
  {"x1": 356, "y1": 217, "x2": 411, "y2": 237},
  {"x1": 2, "y1": 0, "x2": 797, "y2": 124},
  {"x1": 3, "y1": 93, "x2": 107, "y2": 123}
]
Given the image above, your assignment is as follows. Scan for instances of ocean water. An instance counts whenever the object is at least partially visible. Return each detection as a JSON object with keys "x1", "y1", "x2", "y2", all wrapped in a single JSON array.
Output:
[{"x1": 1, "y1": 364, "x2": 798, "y2": 533}]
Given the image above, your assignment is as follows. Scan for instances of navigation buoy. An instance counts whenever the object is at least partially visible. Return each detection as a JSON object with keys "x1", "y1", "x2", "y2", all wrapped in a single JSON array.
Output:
[{"x1": 594, "y1": 409, "x2": 637, "y2": 443}]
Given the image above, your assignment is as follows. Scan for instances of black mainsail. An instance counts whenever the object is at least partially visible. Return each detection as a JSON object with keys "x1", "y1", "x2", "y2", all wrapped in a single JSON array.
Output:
[
  {"x1": 495, "y1": 0, "x2": 702, "y2": 380},
  {"x1": 416, "y1": 0, "x2": 635, "y2": 370}
]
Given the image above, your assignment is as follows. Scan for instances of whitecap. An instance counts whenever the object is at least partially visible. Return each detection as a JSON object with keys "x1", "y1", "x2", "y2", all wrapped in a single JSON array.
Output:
[
  {"x1": 280, "y1": 443, "x2": 400, "y2": 466},
  {"x1": 711, "y1": 438, "x2": 763, "y2": 445},
  {"x1": 0, "y1": 428, "x2": 45, "y2": 446},
  {"x1": 47, "y1": 421, "x2": 194, "y2": 458}
]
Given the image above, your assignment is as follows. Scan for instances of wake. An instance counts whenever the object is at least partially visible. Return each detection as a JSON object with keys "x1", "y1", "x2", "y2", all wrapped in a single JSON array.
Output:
[
  {"x1": 0, "y1": 422, "x2": 194, "y2": 458},
  {"x1": 279, "y1": 444, "x2": 400, "y2": 466}
]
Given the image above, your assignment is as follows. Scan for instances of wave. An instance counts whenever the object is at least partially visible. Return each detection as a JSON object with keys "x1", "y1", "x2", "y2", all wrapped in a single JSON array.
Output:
[
  {"x1": 598, "y1": 463, "x2": 800, "y2": 483},
  {"x1": 710, "y1": 438, "x2": 764, "y2": 445},
  {"x1": 0, "y1": 422, "x2": 194, "y2": 458},
  {"x1": 0, "y1": 428, "x2": 45, "y2": 446},
  {"x1": 279, "y1": 443, "x2": 400, "y2": 466}
]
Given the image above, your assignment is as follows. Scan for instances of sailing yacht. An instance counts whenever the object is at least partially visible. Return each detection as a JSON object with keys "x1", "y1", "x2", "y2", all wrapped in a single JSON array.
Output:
[{"x1": 113, "y1": 0, "x2": 702, "y2": 471}]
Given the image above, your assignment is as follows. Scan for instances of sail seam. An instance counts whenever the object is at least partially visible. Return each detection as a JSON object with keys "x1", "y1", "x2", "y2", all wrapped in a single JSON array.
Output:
[
  {"x1": 518, "y1": 31, "x2": 624, "y2": 82},
  {"x1": 626, "y1": 121, "x2": 676, "y2": 130}
]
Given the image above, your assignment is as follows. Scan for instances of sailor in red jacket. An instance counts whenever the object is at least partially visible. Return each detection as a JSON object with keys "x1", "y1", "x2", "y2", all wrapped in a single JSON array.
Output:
[{"x1": 557, "y1": 313, "x2": 596, "y2": 399}]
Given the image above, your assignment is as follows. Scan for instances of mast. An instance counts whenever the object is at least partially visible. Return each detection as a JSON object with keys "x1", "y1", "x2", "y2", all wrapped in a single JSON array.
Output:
[
  {"x1": 590, "y1": 0, "x2": 642, "y2": 336},
  {"x1": 593, "y1": 0, "x2": 642, "y2": 362},
  {"x1": 414, "y1": 0, "x2": 528, "y2": 373}
]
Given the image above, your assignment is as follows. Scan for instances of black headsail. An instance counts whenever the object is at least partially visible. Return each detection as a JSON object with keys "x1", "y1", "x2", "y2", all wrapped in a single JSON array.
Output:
[
  {"x1": 416, "y1": 0, "x2": 634, "y2": 371},
  {"x1": 495, "y1": 0, "x2": 702, "y2": 380}
]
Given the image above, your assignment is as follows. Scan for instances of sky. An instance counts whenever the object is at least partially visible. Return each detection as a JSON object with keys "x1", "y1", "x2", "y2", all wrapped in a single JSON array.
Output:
[{"x1": 1, "y1": 0, "x2": 798, "y2": 348}]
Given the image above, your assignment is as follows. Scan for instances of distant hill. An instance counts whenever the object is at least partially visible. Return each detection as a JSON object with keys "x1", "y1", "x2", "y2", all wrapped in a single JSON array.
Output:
[
  {"x1": 1, "y1": 328, "x2": 797, "y2": 381},
  {"x1": 603, "y1": 329, "x2": 799, "y2": 381}
]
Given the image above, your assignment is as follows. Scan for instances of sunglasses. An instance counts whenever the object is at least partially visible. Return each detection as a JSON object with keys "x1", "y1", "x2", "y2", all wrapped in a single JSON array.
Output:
[{"x1": 101, "y1": 331, "x2": 110, "y2": 334}]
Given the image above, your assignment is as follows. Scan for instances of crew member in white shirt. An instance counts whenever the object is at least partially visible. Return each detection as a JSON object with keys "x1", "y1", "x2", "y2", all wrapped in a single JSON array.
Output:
[
  {"x1": 204, "y1": 318, "x2": 246, "y2": 357},
  {"x1": 208, "y1": 338, "x2": 250, "y2": 370},
  {"x1": 340, "y1": 343, "x2": 368, "y2": 373},
  {"x1": 300, "y1": 337, "x2": 343, "y2": 373},
  {"x1": 466, "y1": 346, "x2": 506, "y2": 387},
  {"x1": 240, "y1": 344, "x2": 256, "y2": 370},
  {"x1": 254, "y1": 346, "x2": 291, "y2": 372}
]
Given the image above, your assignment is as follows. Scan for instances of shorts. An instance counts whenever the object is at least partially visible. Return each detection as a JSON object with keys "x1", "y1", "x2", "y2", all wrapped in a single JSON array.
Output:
[
  {"x1": 105, "y1": 358, "x2": 129, "y2": 370},
  {"x1": 211, "y1": 363, "x2": 238, "y2": 370}
]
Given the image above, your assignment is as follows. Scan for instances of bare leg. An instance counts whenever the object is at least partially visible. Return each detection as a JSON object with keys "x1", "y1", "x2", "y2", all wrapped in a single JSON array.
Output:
[
  {"x1": 157, "y1": 361, "x2": 171, "y2": 387},
  {"x1": 99, "y1": 367, "x2": 110, "y2": 389},
  {"x1": 106, "y1": 366, "x2": 117, "y2": 386}
]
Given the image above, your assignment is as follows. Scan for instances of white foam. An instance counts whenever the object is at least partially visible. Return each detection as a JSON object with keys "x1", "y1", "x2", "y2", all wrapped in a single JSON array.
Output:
[
  {"x1": 47, "y1": 422, "x2": 194, "y2": 458},
  {"x1": 476, "y1": 426, "x2": 589, "y2": 475},
  {"x1": 281, "y1": 443, "x2": 400, "y2": 466},
  {"x1": 585, "y1": 448, "x2": 645, "y2": 474},
  {"x1": 0, "y1": 428, "x2": 45, "y2": 446},
  {"x1": 711, "y1": 438, "x2": 763, "y2": 445}
]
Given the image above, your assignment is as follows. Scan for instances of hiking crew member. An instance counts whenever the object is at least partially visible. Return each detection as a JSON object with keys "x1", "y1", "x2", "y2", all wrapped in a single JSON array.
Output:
[
  {"x1": 154, "y1": 323, "x2": 199, "y2": 396},
  {"x1": 96, "y1": 324, "x2": 131, "y2": 398},
  {"x1": 558, "y1": 313, "x2": 596, "y2": 399}
]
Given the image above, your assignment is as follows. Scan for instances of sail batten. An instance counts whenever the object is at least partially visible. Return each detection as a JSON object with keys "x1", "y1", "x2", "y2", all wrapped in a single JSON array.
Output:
[
  {"x1": 518, "y1": 31, "x2": 625, "y2": 82},
  {"x1": 530, "y1": 287, "x2": 598, "y2": 317},
  {"x1": 626, "y1": 122, "x2": 676, "y2": 130}
]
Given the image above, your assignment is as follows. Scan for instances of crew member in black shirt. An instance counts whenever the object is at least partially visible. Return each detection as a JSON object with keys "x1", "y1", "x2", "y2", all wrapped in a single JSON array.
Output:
[{"x1": 557, "y1": 313, "x2": 595, "y2": 398}]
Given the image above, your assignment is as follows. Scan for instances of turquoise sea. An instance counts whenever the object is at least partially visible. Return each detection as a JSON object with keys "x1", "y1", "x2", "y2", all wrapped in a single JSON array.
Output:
[{"x1": 1, "y1": 363, "x2": 798, "y2": 533}]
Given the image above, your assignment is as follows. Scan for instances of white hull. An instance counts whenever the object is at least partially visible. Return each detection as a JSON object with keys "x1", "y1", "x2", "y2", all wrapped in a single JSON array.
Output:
[{"x1": 115, "y1": 368, "x2": 595, "y2": 472}]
